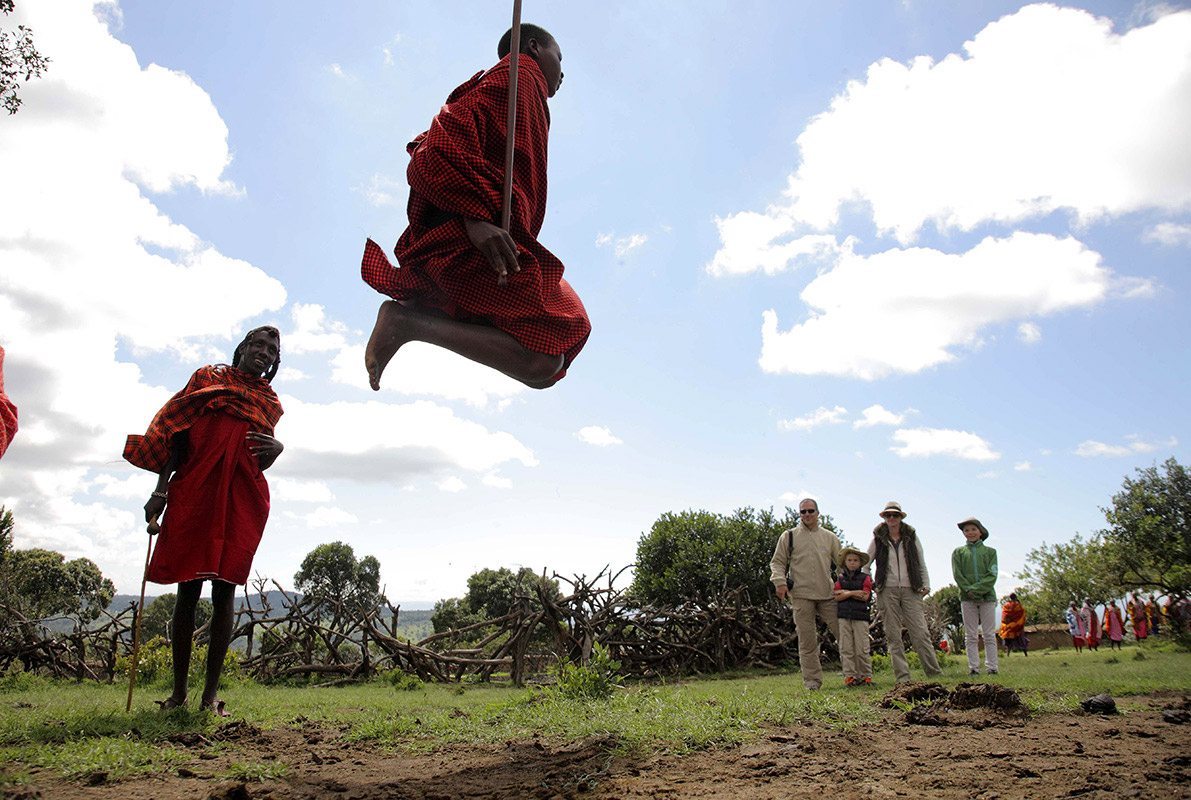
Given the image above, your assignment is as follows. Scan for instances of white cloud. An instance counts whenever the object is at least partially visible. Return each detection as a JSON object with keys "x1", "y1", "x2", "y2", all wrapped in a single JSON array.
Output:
[
  {"x1": 285, "y1": 303, "x2": 350, "y2": 355},
  {"x1": 977, "y1": 471, "x2": 1000, "y2": 480},
  {"x1": 1074, "y1": 435, "x2": 1177, "y2": 457},
  {"x1": 705, "y1": 211, "x2": 841, "y2": 276},
  {"x1": 482, "y1": 472, "x2": 513, "y2": 489},
  {"x1": 271, "y1": 478, "x2": 335, "y2": 504},
  {"x1": 1017, "y1": 322, "x2": 1042, "y2": 344},
  {"x1": 1143, "y1": 222, "x2": 1191, "y2": 246},
  {"x1": 778, "y1": 406, "x2": 848, "y2": 432},
  {"x1": 736, "y1": 5, "x2": 1191, "y2": 245},
  {"x1": 90, "y1": 473, "x2": 150, "y2": 500},
  {"x1": 437, "y1": 476, "x2": 466, "y2": 493},
  {"x1": 890, "y1": 428, "x2": 1000, "y2": 461},
  {"x1": 327, "y1": 63, "x2": 353, "y2": 81},
  {"x1": 595, "y1": 232, "x2": 649, "y2": 257},
  {"x1": 330, "y1": 343, "x2": 527, "y2": 409},
  {"x1": 289, "y1": 506, "x2": 359, "y2": 528},
  {"x1": 356, "y1": 173, "x2": 405, "y2": 207},
  {"x1": 276, "y1": 366, "x2": 308, "y2": 382},
  {"x1": 853, "y1": 404, "x2": 908, "y2": 429},
  {"x1": 779, "y1": 489, "x2": 819, "y2": 506},
  {"x1": 759, "y1": 233, "x2": 1110, "y2": 379},
  {"x1": 575, "y1": 425, "x2": 623, "y2": 447},
  {"x1": 1014, "y1": 461, "x2": 1033, "y2": 471}
]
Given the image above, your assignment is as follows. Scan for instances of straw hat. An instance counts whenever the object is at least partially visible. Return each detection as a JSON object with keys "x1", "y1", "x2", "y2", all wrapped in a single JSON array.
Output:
[{"x1": 879, "y1": 501, "x2": 906, "y2": 519}]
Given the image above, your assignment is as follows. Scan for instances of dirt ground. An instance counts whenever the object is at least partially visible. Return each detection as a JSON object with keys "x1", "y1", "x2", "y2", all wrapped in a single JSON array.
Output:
[{"x1": 6, "y1": 688, "x2": 1190, "y2": 800}]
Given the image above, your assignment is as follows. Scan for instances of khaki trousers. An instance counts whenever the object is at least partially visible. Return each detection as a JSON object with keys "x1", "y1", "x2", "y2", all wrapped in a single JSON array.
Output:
[
  {"x1": 790, "y1": 598, "x2": 840, "y2": 689},
  {"x1": 838, "y1": 617, "x2": 872, "y2": 680},
  {"x1": 879, "y1": 586, "x2": 942, "y2": 682}
]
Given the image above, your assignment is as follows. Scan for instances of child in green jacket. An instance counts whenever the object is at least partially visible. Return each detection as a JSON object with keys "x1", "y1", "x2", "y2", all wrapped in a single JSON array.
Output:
[{"x1": 952, "y1": 517, "x2": 998, "y2": 675}]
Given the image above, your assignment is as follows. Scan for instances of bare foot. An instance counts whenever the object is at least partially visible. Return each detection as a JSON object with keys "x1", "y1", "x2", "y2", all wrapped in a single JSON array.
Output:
[
  {"x1": 155, "y1": 696, "x2": 186, "y2": 710},
  {"x1": 364, "y1": 301, "x2": 413, "y2": 391}
]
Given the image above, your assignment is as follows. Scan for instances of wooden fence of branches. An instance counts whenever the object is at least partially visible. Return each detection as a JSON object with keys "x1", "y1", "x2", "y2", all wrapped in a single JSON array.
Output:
[{"x1": 2, "y1": 568, "x2": 936, "y2": 686}]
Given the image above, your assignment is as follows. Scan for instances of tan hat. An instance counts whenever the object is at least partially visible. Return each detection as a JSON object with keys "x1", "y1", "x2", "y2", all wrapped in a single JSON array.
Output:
[
  {"x1": 838, "y1": 546, "x2": 870, "y2": 568},
  {"x1": 956, "y1": 516, "x2": 989, "y2": 540},
  {"x1": 880, "y1": 501, "x2": 906, "y2": 519}
]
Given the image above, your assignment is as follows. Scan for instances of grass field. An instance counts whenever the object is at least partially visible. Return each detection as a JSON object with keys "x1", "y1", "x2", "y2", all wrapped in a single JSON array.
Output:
[{"x1": 0, "y1": 641, "x2": 1187, "y2": 785}]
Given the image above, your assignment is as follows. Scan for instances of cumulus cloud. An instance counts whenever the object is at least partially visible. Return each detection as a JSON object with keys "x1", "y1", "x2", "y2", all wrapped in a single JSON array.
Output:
[
  {"x1": 271, "y1": 478, "x2": 335, "y2": 504},
  {"x1": 715, "y1": 5, "x2": 1191, "y2": 251},
  {"x1": 1143, "y1": 222, "x2": 1191, "y2": 246},
  {"x1": 284, "y1": 303, "x2": 350, "y2": 355},
  {"x1": 890, "y1": 428, "x2": 1000, "y2": 461},
  {"x1": 437, "y1": 476, "x2": 466, "y2": 493},
  {"x1": 596, "y1": 232, "x2": 649, "y2": 257},
  {"x1": 1017, "y1": 322, "x2": 1042, "y2": 344},
  {"x1": 1074, "y1": 435, "x2": 1177, "y2": 457},
  {"x1": 778, "y1": 406, "x2": 848, "y2": 432},
  {"x1": 330, "y1": 343, "x2": 526, "y2": 409},
  {"x1": 853, "y1": 404, "x2": 908, "y2": 429},
  {"x1": 575, "y1": 426, "x2": 623, "y2": 447},
  {"x1": 1014, "y1": 461, "x2": 1033, "y2": 472},
  {"x1": 759, "y1": 233, "x2": 1109, "y2": 379}
]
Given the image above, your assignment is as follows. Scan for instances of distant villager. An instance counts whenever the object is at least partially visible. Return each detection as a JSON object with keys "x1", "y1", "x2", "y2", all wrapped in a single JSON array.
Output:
[
  {"x1": 1129, "y1": 593, "x2": 1149, "y2": 640},
  {"x1": 1103, "y1": 602, "x2": 1125, "y2": 650},
  {"x1": 999, "y1": 593, "x2": 1028, "y2": 656},
  {"x1": 1081, "y1": 599, "x2": 1100, "y2": 651},
  {"x1": 1066, "y1": 600, "x2": 1087, "y2": 653}
]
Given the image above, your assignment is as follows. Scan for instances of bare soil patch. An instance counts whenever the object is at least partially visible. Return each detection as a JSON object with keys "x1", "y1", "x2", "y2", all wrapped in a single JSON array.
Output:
[{"x1": 6, "y1": 692, "x2": 1189, "y2": 800}]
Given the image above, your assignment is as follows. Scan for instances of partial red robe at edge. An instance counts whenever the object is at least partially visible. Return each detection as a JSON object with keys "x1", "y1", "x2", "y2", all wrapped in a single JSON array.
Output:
[
  {"x1": 361, "y1": 55, "x2": 591, "y2": 378},
  {"x1": 124, "y1": 365, "x2": 283, "y2": 586},
  {"x1": 0, "y1": 346, "x2": 17, "y2": 460}
]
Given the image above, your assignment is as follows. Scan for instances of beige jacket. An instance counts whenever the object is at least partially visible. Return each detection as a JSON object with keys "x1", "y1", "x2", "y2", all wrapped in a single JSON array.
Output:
[{"x1": 769, "y1": 523, "x2": 843, "y2": 601}]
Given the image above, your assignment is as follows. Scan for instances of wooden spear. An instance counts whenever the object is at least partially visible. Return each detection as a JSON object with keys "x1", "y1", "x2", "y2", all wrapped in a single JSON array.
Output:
[
  {"x1": 124, "y1": 513, "x2": 159, "y2": 712},
  {"x1": 500, "y1": 0, "x2": 523, "y2": 233}
]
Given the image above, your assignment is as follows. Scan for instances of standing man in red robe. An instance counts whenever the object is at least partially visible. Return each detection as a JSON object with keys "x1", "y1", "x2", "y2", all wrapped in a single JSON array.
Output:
[
  {"x1": 362, "y1": 24, "x2": 591, "y2": 391},
  {"x1": 0, "y1": 345, "x2": 16, "y2": 459},
  {"x1": 124, "y1": 326, "x2": 284, "y2": 715}
]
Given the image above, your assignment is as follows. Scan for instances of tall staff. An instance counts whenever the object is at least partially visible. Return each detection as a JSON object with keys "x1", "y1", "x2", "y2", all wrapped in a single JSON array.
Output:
[{"x1": 500, "y1": 0, "x2": 523, "y2": 232}]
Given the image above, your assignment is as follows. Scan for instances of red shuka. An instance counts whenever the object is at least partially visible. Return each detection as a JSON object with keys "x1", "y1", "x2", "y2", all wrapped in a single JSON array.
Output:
[
  {"x1": 361, "y1": 56, "x2": 591, "y2": 377},
  {"x1": 124, "y1": 366, "x2": 283, "y2": 586},
  {"x1": 0, "y1": 346, "x2": 16, "y2": 459}
]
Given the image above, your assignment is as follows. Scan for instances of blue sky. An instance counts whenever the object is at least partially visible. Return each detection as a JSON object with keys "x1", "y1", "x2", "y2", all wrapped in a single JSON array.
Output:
[{"x1": 1, "y1": 1, "x2": 1188, "y2": 606}]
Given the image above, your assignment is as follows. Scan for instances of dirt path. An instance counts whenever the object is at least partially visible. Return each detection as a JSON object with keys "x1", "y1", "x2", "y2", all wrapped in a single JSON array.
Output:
[{"x1": 6, "y1": 694, "x2": 1189, "y2": 800}]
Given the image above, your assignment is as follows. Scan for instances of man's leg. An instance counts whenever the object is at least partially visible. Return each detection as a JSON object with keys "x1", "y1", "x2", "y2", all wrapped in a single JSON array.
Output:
[
  {"x1": 365, "y1": 301, "x2": 564, "y2": 391},
  {"x1": 166, "y1": 580, "x2": 203, "y2": 705},
  {"x1": 902, "y1": 591, "x2": 942, "y2": 676},
  {"x1": 880, "y1": 589, "x2": 911, "y2": 683},
  {"x1": 200, "y1": 581, "x2": 236, "y2": 711},
  {"x1": 790, "y1": 598, "x2": 823, "y2": 689}
]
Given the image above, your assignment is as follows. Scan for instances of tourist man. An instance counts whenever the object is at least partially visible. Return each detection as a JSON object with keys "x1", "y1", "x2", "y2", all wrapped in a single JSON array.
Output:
[
  {"x1": 770, "y1": 498, "x2": 842, "y2": 690},
  {"x1": 867, "y1": 501, "x2": 943, "y2": 683}
]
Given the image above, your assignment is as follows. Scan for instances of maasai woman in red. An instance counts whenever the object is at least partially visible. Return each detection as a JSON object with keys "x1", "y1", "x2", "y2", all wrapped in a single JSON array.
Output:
[
  {"x1": 124, "y1": 327, "x2": 284, "y2": 715},
  {"x1": 0, "y1": 345, "x2": 17, "y2": 459},
  {"x1": 1129, "y1": 593, "x2": 1148, "y2": 640},
  {"x1": 999, "y1": 593, "x2": 1028, "y2": 656},
  {"x1": 1103, "y1": 602, "x2": 1125, "y2": 650},
  {"x1": 1082, "y1": 599, "x2": 1100, "y2": 651},
  {"x1": 362, "y1": 24, "x2": 590, "y2": 391}
]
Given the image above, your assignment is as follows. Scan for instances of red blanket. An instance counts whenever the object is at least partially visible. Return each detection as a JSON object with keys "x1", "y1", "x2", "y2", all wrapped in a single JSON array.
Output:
[
  {"x1": 0, "y1": 346, "x2": 15, "y2": 459},
  {"x1": 124, "y1": 365, "x2": 283, "y2": 473},
  {"x1": 361, "y1": 55, "x2": 590, "y2": 373}
]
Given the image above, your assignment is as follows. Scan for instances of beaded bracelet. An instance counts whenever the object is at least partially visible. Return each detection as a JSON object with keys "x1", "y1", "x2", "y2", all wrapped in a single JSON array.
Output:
[{"x1": 151, "y1": 490, "x2": 168, "y2": 500}]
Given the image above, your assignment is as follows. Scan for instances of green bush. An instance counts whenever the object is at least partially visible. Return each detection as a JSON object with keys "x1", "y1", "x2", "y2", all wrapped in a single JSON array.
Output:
[
  {"x1": 385, "y1": 670, "x2": 424, "y2": 691},
  {"x1": 116, "y1": 636, "x2": 242, "y2": 687},
  {"x1": 553, "y1": 643, "x2": 622, "y2": 701},
  {"x1": 0, "y1": 670, "x2": 46, "y2": 693}
]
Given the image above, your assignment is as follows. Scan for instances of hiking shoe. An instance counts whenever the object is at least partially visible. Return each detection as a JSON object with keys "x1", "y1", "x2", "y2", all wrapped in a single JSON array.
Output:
[
  {"x1": 987, "y1": 668, "x2": 998, "y2": 675},
  {"x1": 844, "y1": 676, "x2": 856, "y2": 686},
  {"x1": 862, "y1": 677, "x2": 873, "y2": 685},
  {"x1": 969, "y1": 669, "x2": 980, "y2": 675}
]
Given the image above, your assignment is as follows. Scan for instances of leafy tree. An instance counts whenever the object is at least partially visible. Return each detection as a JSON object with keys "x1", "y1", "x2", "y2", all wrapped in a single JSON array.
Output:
[
  {"x1": 1015, "y1": 535, "x2": 1117, "y2": 623},
  {"x1": 431, "y1": 567, "x2": 559, "y2": 633},
  {"x1": 631, "y1": 506, "x2": 843, "y2": 606},
  {"x1": 140, "y1": 593, "x2": 212, "y2": 641},
  {"x1": 3, "y1": 548, "x2": 115, "y2": 622},
  {"x1": 1100, "y1": 457, "x2": 1190, "y2": 597},
  {"x1": 929, "y1": 584, "x2": 963, "y2": 629},
  {"x1": 293, "y1": 541, "x2": 383, "y2": 607},
  {"x1": 0, "y1": 505, "x2": 12, "y2": 567},
  {"x1": 1, "y1": 0, "x2": 50, "y2": 115}
]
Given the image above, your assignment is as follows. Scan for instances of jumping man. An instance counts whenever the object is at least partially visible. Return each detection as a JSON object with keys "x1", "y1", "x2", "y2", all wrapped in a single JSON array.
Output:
[{"x1": 362, "y1": 24, "x2": 591, "y2": 391}]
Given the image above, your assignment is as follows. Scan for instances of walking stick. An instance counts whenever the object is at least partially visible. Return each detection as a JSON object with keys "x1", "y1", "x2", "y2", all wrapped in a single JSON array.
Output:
[
  {"x1": 500, "y1": 0, "x2": 523, "y2": 233},
  {"x1": 125, "y1": 513, "x2": 159, "y2": 712}
]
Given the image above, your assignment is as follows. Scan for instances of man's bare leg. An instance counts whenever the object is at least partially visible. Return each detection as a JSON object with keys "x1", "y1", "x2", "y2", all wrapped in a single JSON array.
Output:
[{"x1": 364, "y1": 300, "x2": 563, "y2": 390}]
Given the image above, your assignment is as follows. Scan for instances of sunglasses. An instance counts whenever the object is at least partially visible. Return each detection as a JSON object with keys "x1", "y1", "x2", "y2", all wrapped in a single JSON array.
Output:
[
  {"x1": 882, "y1": 512, "x2": 902, "y2": 518},
  {"x1": 799, "y1": 509, "x2": 818, "y2": 515}
]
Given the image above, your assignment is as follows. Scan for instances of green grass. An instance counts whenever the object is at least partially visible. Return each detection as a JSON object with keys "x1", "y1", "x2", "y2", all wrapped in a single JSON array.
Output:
[{"x1": 0, "y1": 643, "x2": 1186, "y2": 783}]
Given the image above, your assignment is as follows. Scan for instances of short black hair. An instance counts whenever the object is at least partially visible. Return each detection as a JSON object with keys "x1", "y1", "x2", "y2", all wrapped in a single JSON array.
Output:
[
  {"x1": 497, "y1": 24, "x2": 555, "y2": 59},
  {"x1": 232, "y1": 325, "x2": 281, "y2": 383}
]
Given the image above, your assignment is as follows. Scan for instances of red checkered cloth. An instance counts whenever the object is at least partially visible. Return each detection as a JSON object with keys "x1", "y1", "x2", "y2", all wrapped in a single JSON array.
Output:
[
  {"x1": 0, "y1": 345, "x2": 16, "y2": 459},
  {"x1": 361, "y1": 55, "x2": 591, "y2": 376},
  {"x1": 124, "y1": 365, "x2": 283, "y2": 473}
]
